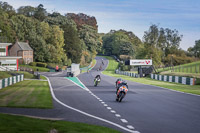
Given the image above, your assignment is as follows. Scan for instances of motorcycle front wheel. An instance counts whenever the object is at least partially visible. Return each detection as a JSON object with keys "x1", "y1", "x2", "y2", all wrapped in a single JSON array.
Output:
[{"x1": 119, "y1": 92, "x2": 125, "y2": 102}]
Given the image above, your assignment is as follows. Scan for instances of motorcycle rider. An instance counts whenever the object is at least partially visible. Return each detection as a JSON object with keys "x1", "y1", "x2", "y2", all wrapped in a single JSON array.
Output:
[
  {"x1": 102, "y1": 59, "x2": 104, "y2": 65},
  {"x1": 116, "y1": 78, "x2": 123, "y2": 88},
  {"x1": 116, "y1": 78, "x2": 128, "y2": 94},
  {"x1": 94, "y1": 75, "x2": 101, "y2": 82}
]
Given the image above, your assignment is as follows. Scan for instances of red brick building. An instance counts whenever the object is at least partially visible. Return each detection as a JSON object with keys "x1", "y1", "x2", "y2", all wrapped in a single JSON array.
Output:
[{"x1": 9, "y1": 41, "x2": 33, "y2": 64}]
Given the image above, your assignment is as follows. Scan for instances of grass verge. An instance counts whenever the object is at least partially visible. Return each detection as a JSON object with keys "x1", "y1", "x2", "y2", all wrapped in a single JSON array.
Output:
[
  {"x1": 0, "y1": 113, "x2": 120, "y2": 133},
  {"x1": 0, "y1": 80, "x2": 52, "y2": 108},
  {"x1": 103, "y1": 56, "x2": 200, "y2": 95}
]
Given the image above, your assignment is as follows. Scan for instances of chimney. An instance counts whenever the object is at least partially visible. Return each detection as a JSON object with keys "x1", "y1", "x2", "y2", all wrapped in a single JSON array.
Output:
[{"x1": 26, "y1": 40, "x2": 29, "y2": 44}]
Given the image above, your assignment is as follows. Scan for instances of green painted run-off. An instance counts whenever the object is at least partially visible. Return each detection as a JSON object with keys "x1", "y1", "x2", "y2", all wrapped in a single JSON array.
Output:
[{"x1": 65, "y1": 77, "x2": 85, "y2": 89}]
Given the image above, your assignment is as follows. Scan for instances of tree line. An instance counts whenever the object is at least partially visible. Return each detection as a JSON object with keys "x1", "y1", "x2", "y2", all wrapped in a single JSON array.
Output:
[
  {"x1": 0, "y1": 1, "x2": 199, "y2": 68},
  {"x1": 102, "y1": 25, "x2": 198, "y2": 67},
  {"x1": 0, "y1": 2, "x2": 100, "y2": 67}
]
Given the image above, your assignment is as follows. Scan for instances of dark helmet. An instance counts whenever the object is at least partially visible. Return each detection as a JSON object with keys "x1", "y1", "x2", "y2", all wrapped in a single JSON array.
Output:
[
  {"x1": 118, "y1": 78, "x2": 122, "y2": 81},
  {"x1": 122, "y1": 81, "x2": 127, "y2": 85}
]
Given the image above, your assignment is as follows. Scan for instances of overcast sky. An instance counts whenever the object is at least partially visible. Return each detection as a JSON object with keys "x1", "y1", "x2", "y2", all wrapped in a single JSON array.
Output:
[{"x1": 3, "y1": 0, "x2": 200, "y2": 50}]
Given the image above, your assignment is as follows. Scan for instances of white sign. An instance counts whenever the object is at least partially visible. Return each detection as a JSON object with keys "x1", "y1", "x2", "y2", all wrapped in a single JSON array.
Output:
[{"x1": 130, "y1": 59, "x2": 152, "y2": 66}]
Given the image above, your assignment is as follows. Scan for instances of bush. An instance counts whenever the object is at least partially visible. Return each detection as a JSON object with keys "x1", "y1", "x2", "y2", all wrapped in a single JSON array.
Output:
[
  {"x1": 29, "y1": 62, "x2": 37, "y2": 66},
  {"x1": 195, "y1": 78, "x2": 200, "y2": 85},
  {"x1": 36, "y1": 62, "x2": 47, "y2": 68}
]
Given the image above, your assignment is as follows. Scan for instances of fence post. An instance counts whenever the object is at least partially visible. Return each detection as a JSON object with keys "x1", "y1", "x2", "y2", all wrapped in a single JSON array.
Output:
[{"x1": 190, "y1": 66, "x2": 192, "y2": 73}]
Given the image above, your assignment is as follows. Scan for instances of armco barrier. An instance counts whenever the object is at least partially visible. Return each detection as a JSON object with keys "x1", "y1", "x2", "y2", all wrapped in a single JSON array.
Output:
[
  {"x1": 115, "y1": 70, "x2": 139, "y2": 78},
  {"x1": 150, "y1": 74, "x2": 195, "y2": 85},
  {"x1": 0, "y1": 74, "x2": 24, "y2": 89}
]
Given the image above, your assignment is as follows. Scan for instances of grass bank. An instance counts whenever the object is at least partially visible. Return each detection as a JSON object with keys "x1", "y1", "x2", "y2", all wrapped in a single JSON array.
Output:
[
  {"x1": 0, "y1": 80, "x2": 52, "y2": 108},
  {"x1": 0, "y1": 71, "x2": 12, "y2": 79},
  {"x1": 157, "y1": 61, "x2": 200, "y2": 73},
  {"x1": 0, "y1": 113, "x2": 120, "y2": 133},
  {"x1": 102, "y1": 56, "x2": 200, "y2": 95}
]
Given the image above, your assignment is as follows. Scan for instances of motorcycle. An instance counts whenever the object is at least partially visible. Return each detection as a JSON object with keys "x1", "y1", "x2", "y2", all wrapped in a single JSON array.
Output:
[
  {"x1": 116, "y1": 85, "x2": 128, "y2": 102},
  {"x1": 94, "y1": 78, "x2": 101, "y2": 86}
]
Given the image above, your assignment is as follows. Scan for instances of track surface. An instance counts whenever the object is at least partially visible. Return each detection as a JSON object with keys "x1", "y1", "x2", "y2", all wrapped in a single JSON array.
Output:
[{"x1": 1, "y1": 57, "x2": 200, "y2": 133}]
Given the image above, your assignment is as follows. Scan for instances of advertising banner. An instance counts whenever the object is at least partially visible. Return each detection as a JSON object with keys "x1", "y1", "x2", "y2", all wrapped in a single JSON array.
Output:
[{"x1": 130, "y1": 59, "x2": 152, "y2": 66}]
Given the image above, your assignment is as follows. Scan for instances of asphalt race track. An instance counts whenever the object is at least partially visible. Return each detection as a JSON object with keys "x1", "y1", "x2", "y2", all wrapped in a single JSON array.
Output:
[{"x1": 1, "y1": 56, "x2": 200, "y2": 133}]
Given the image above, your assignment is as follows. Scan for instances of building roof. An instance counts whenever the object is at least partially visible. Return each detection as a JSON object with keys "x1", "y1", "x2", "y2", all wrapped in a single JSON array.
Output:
[
  {"x1": 0, "y1": 56, "x2": 22, "y2": 59},
  {"x1": 17, "y1": 42, "x2": 33, "y2": 51},
  {"x1": 0, "y1": 43, "x2": 12, "y2": 47}
]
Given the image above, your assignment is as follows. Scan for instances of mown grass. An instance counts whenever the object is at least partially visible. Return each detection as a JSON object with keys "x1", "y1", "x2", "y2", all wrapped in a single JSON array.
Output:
[
  {"x1": 103, "y1": 56, "x2": 200, "y2": 95},
  {"x1": 0, "y1": 80, "x2": 52, "y2": 108},
  {"x1": 102, "y1": 56, "x2": 119, "y2": 71},
  {"x1": 0, "y1": 113, "x2": 120, "y2": 133},
  {"x1": 19, "y1": 64, "x2": 50, "y2": 72}
]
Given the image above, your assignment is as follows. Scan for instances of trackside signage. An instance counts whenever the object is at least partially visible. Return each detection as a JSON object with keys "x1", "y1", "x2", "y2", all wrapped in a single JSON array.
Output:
[{"x1": 130, "y1": 59, "x2": 152, "y2": 66}]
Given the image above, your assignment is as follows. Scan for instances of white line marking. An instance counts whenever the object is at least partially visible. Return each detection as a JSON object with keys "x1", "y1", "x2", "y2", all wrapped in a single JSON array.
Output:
[
  {"x1": 110, "y1": 110, "x2": 116, "y2": 113},
  {"x1": 115, "y1": 114, "x2": 121, "y2": 117},
  {"x1": 127, "y1": 125, "x2": 135, "y2": 130},
  {"x1": 101, "y1": 102, "x2": 105, "y2": 104},
  {"x1": 99, "y1": 99, "x2": 103, "y2": 102},
  {"x1": 121, "y1": 119, "x2": 128, "y2": 123},
  {"x1": 104, "y1": 104, "x2": 108, "y2": 107},
  {"x1": 107, "y1": 107, "x2": 112, "y2": 110},
  {"x1": 133, "y1": 131, "x2": 140, "y2": 133},
  {"x1": 44, "y1": 75, "x2": 137, "y2": 133}
]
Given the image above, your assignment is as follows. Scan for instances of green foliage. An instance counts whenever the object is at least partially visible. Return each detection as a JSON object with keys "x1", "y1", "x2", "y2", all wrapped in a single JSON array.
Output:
[
  {"x1": 188, "y1": 39, "x2": 200, "y2": 58},
  {"x1": 34, "y1": 4, "x2": 47, "y2": 21},
  {"x1": 17, "y1": 6, "x2": 35, "y2": 17},
  {"x1": 79, "y1": 24, "x2": 102, "y2": 65},
  {"x1": 143, "y1": 24, "x2": 183, "y2": 66},
  {"x1": 102, "y1": 30, "x2": 140, "y2": 58},
  {"x1": 0, "y1": 10, "x2": 15, "y2": 43},
  {"x1": 62, "y1": 23, "x2": 82, "y2": 63},
  {"x1": 36, "y1": 62, "x2": 47, "y2": 67},
  {"x1": 29, "y1": 62, "x2": 37, "y2": 66}
]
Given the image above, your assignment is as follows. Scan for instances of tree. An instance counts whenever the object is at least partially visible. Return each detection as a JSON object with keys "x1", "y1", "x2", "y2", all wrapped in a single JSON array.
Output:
[
  {"x1": 189, "y1": 40, "x2": 200, "y2": 58},
  {"x1": 143, "y1": 24, "x2": 183, "y2": 66},
  {"x1": 0, "y1": 1, "x2": 15, "y2": 16},
  {"x1": 0, "y1": 10, "x2": 15, "y2": 42},
  {"x1": 34, "y1": 4, "x2": 47, "y2": 21},
  {"x1": 102, "y1": 30, "x2": 135, "y2": 57},
  {"x1": 17, "y1": 6, "x2": 35, "y2": 17},
  {"x1": 62, "y1": 24, "x2": 82, "y2": 63}
]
